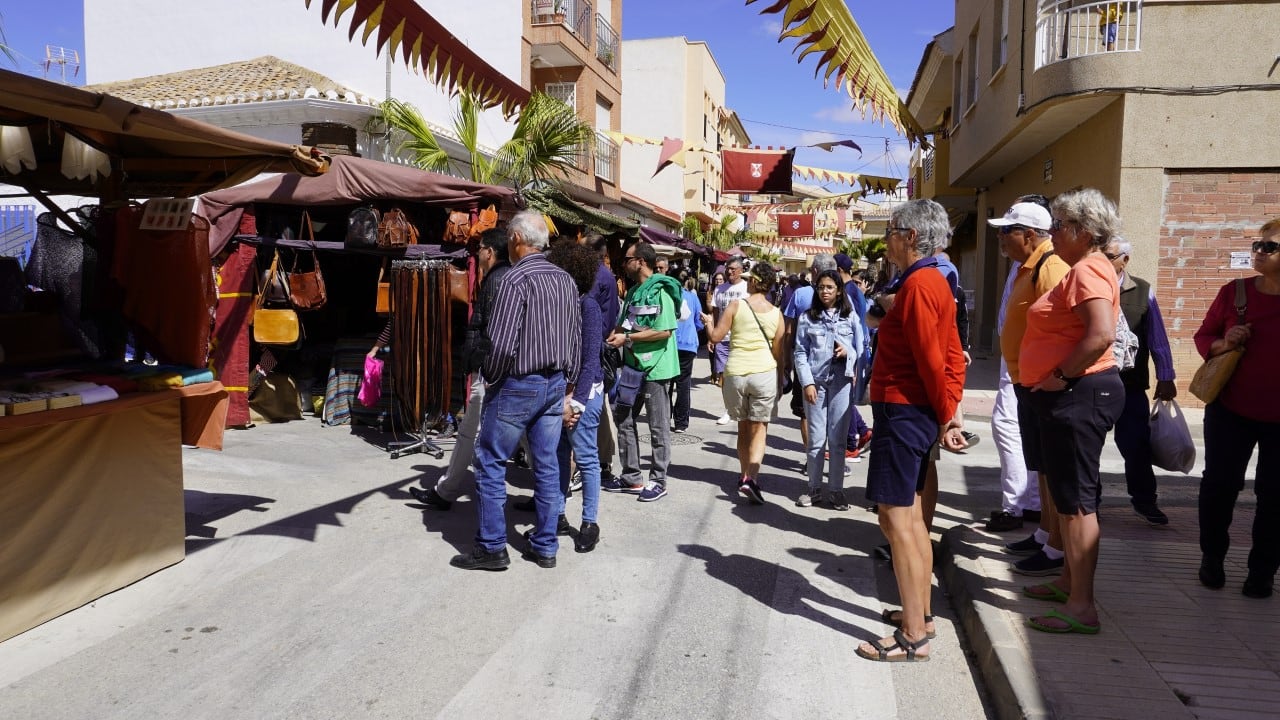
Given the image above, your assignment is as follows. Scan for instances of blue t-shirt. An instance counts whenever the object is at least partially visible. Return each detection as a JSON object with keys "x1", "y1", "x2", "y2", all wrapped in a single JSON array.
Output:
[
  {"x1": 783, "y1": 285, "x2": 814, "y2": 318},
  {"x1": 676, "y1": 289, "x2": 704, "y2": 353}
]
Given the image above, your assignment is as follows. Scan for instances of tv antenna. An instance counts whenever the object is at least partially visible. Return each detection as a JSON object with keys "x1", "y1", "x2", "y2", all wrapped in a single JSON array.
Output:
[{"x1": 44, "y1": 45, "x2": 81, "y2": 84}]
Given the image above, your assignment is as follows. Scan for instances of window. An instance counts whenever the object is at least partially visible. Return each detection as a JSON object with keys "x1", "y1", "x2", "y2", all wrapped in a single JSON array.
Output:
[
  {"x1": 966, "y1": 30, "x2": 979, "y2": 109},
  {"x1": 595, "y1": 96, "x2": 612, "y2": 132},
  {"x1": 992, "y1": 0, "x2": 1009, "y2": 74},
  {"x1": 952, "y1": 52, "x2": 964, "y2": 126},
  {"x1": 545, "y1": 82, "x2": 575, "y2": 109}
]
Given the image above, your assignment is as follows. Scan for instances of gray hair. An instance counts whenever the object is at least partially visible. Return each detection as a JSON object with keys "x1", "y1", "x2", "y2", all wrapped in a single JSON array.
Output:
[
  {"x1": 509, "y1": 210, "x2": 550, "y2": 251},
  {"x1": 726, "y1": 258, "x2": 745, "y2": 270},
  {"x1": 810, "y1": 253, "x2": 836, "y2": 273},
  {"x1": 890, "y1": 199, "x2": 951, "y2": 257},
  {"x1": 1108, "y1": 236, "x2": 1132, "y2": 256},
  {"x1": 1051, "y1": 188, "x2": 1120, "y2": 249}
]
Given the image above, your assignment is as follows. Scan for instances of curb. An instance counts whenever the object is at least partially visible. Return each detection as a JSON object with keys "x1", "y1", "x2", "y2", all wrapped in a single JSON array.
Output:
[{"x1": 940, "y1": 526, "x2": 1052, "y2": 720}]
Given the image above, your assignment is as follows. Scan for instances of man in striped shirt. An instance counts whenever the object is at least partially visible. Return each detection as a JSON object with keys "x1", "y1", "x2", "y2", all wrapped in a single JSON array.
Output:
[{"x1": 450, "y1": 211, "x2": 582, "y2": 571}]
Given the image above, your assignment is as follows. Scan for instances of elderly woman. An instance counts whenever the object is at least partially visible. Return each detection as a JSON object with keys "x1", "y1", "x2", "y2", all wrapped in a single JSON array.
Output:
[
  {"x1": 856, "y1": 199, "x2": 966, "y2": 663},
  {"x1": 1194, "y1": 218, "x2": 1280, "y2": 599},
  {"x1": 1018, "y1": 188, "x2": 1126, "y2": 634},
  {"x1": 701, "y1": 264, "x2": 783, "y2": 505}
]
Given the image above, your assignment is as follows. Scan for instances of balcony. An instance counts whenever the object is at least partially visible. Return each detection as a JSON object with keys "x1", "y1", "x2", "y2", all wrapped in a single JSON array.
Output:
[
  {"x1": 1035, "y1": 0, "x2": 1142, "y2": 70},
  {"x1": 530, "y1": 0, "x2": 593, "y2": 59},
  {"x1": 594, "y1": 132, "x2": 619, "y2": 185},
  {"x1": 596, "y1": 15, "x2": 619, "y2": 73}
]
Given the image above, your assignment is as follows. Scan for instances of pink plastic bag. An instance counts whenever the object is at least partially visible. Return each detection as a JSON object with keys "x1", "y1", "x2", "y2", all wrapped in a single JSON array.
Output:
[{"x1": 358, "y1": 355, "x2": 383, "y2": 407}]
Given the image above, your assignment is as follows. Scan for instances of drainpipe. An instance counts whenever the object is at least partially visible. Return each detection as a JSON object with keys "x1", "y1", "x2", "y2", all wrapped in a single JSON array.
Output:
[{"x1": 1017, "y1": 0, "x2": 1029, "y2": 115}]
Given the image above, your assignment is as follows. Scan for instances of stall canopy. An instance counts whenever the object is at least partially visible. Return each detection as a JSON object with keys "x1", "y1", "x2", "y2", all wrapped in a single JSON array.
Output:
[
  {"x1": 199, "y1": 154, "x2": 516, "y2": 255},
  {"x1": 638, "y1": 225, "x2": 713, "y2": 258},
  {"x1": 0, "y1": 69, "x2": 330, "y2": 203},
  {"x1": 522, "y1": 184, "x2": 639, "y2": 239}
]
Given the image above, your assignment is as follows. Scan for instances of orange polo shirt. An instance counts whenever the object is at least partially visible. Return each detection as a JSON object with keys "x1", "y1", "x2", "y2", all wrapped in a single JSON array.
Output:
[
  {"x1": 1019, "y1": 252, "x2": 1120, "y2": 386},
  {"x1": 1000, "y1": 240, "x2": 1070, "y2": 384}
]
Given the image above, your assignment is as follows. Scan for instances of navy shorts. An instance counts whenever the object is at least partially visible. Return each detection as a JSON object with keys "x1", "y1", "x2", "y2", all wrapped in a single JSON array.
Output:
[
  {"x1": 1029, "y1": 369, "x2": 1125, "y2": 515},
  {"x1": 865, "y1": 402, "x2": 938, "y2": 507},
  {"x1": 1013, "y1": 384, "x2": 1043, "y2": 472}
]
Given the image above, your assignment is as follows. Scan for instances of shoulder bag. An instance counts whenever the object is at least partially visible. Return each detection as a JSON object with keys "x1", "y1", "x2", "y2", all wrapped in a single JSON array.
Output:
[
  {"x1": 1188, "y1": 278, "x2": 1247, "y2": 404},
  {"x1": 253, "y1": 250, "x2": 302, "y2": 346},
  {"x1": 375, "y1": 259, "x2": 391, "y2": 315},
  {"x1": 346, "y1": 206, "x2": 380, "y2": 247},
  {"x1": 378, "y1": 207, "x2": 418, "y2": 248},
  {"x1": 286, "y1": 213, "x2": 327, "y2": 310}
]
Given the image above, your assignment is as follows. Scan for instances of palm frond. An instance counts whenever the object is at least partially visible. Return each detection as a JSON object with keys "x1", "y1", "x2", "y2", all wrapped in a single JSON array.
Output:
[
  {"x1": 380, "y1": 98, "x2": 452, "y2": 174},
  {"x1": 495, "y1": 92, "x2": 593, "y2": 187}
]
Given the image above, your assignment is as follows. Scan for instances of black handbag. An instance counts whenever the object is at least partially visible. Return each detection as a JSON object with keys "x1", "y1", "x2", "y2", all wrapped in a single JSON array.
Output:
[{"x1": 614, "y1": 363, "x2": 646, "y2": 408}]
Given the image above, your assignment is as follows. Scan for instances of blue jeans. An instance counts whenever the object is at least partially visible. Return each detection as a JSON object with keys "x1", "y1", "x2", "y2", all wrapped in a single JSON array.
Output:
[
  {"x1": 473, "y1": 372, "x2": 565, "y2": 555},
  {"x1": 803, "y1": 373, "x2": 853, "y2": 492},
  {"x1": 559, "y1": 392, "x2": 603, "y2": 524}
]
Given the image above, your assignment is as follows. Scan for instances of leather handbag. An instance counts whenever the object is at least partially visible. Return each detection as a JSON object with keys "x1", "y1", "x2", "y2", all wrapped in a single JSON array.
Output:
[
  {"x1": 254, "y1": 250, "x2": 302, "y2": 345},
  {"x1": 287, "y1": 214, "x2": 327, "y2": 311},
  {"x1": 375, "y1": 260, "x2": 391, "y2": 315},
  {"x1": 444, "y1": 210, "x2": 471, "y2": 244},
  {"x1": 260, "y1": 249, "x2": 291, "y2": 305},
  {"x1": 1189, "y1": 278, "x2": 1247, "y2": 404},
  {"x1": 377, "y1": 207, "x2": 418, "y2": 248},
  {"x1": 468, "y1": 204, "x2": 497, "y2": 238},
  {"x1": 447, "y1": 265, "x2": 469, "y2": 304}
]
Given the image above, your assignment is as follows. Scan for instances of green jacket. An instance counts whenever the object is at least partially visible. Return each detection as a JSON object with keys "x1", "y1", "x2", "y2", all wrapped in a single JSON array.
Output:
[{"x1": 620, "y1": 273, "x2": 682, "y2": 379}]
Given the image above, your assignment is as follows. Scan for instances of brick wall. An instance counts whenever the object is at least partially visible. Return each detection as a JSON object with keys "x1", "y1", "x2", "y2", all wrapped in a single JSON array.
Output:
[{"x1": 1158, "y1": 170, "x2": 1280, "y2": 405}]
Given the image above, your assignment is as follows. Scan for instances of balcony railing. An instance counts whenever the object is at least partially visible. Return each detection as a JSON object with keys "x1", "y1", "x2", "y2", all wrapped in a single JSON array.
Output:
[
  {"x1": 596, "y1": 15, "x2": 619, "y2": 72},
  {"x1": 1035, "y1": 0, "x2": 1141, "y2": 70},
  {"x1": 531, "y1": 0, "x2": 593, "y2": 49},
  {"x1": 594, "y1": 132, "x2": 619, "y2": 184}
]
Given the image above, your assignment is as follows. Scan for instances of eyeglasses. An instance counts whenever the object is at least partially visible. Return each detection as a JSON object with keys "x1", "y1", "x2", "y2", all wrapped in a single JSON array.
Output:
[
  {"x1": 1252, "y1": 240, "x2": 1280, "y2": 255},
  {"x1": 1104, "y1": 252, "x2": 1125, "y2": 260},
  {"x1": 888, "y1": 227, "x2": 913, "y2": 236},
  {"x1": 996, "y1": 225, "x2": 1027, "y2": 235}
]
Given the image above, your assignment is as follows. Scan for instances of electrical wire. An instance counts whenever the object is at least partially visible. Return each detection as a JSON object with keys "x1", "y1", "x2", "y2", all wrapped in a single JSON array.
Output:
[{"x1": 739, "y1": 117, "x2": 912, "y2": 143}]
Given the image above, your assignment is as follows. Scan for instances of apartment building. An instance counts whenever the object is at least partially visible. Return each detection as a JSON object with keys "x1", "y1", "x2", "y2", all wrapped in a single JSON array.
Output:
[
  {"x1": 907, "y1": 0, "x2": 1280, "y2": 385},
  {"x1": 618, "y1": 36, "x2": 751, "y2": 231}
]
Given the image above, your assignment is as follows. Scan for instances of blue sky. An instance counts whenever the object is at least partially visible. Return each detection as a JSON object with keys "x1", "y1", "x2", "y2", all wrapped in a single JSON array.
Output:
[{"x1": 1, "y1": 0, "x2": 954, "y2": 183}]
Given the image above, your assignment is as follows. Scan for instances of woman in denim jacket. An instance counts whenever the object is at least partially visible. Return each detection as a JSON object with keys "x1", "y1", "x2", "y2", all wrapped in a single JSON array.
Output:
[{"x1": 794, "y1": 270, "x2": 864, "y2": 510}]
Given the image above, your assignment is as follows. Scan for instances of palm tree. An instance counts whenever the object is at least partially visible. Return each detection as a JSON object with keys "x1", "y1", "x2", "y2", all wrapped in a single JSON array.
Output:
[
  {"x1": 679, "y1": 215, "x2": 703, "y2": 242},
  {"x1": 380, "y1": 90, "x2": 594, "y2": 187},
  {"x1": 702, "y1": 213, "x2": 742, "y2": 251}
]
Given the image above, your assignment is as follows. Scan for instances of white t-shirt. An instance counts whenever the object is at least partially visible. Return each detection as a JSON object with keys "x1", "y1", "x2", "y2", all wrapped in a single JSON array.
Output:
[{"x1": 712, "y1": 279, "x2": 748, "y2": 341}]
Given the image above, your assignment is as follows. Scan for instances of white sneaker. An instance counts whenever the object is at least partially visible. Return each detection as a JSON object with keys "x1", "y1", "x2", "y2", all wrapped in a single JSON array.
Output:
[{"x1": 716, "y1": 413, "x2": 731, "y2": 425}]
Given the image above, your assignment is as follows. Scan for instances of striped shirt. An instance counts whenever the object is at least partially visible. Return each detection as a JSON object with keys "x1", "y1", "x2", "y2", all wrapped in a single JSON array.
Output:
[{"x1": 483, "y1": 252, "x2": 581, "y2": 384}]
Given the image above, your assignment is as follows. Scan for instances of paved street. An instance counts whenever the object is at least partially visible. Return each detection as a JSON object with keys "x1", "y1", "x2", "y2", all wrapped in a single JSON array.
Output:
[{"x1": 3, "y1": 356, "x2": 1276, "y2": 720}]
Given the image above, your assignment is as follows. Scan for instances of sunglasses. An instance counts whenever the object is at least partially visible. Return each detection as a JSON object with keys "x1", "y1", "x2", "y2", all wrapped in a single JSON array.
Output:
[
  {"x1": 1104, "y1": 252, "x2": 1126, "y2": 260},
  {"x1": 997, "y1": 224, "x2": 1028, "y2": 235},
  {"x1": 1252, "y1": 240, "x2": 1280, "y2": 255}
]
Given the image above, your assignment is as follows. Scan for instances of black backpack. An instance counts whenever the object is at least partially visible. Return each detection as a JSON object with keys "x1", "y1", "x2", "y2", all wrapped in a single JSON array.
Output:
[{"x1": 346, "y1": 206, "x2": 380, "y2": 247}]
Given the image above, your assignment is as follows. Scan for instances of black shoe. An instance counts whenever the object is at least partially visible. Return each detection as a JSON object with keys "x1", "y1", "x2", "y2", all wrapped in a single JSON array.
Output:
[
  {"x1": 1013, "y1": 550, "x2": 1064, "y2": 576},
  {"x1": 1198, "y1": 556, "x2": 1226, "y2": 589},
  {"x1": 1022, "y1": 509, "x2": 1042, "y2": 523},
  {"x1": 985, "y1": 511, "x2": 1024, "y2": 532},
  {"x1": 575, "y1": 522, "x2": 600, "y2": 553},
  {"x1": 556, "y1": 514, "x2": 573, "y2": 536},
  {"x1": 510, "y1": 449, "x2": 530, "y2": 469},
  {"x1": 1133, "y1": 501, "x2": 1169, "y2": 526},
  {"x1": 1243, "y1": 575, "x2": 1273, "y2": 599},
  {"x1": 449, "y1": 546, "x2": 510, "y2": 571},
  {"x1": 512, "y1": 497, "x2": 535, "y2": 512},
  {"x1": 410, "y1": 486, "x2": 452, "y2": 511},
  {"x1": 520, "y1": 530, "x2": 556, "y2": 568},
  {"x1": 1003, "y1": 534, "x2": 1042, "y2": 556}
]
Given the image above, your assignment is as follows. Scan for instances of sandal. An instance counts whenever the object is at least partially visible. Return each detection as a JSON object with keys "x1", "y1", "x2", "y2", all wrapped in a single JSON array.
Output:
[
  {"x1": 1026, "y1": 608, "x2": 1100, "y2": 635},
  {"x1": 856, "y1": 628, "x2": 931, "y2": 663},
  {"x1": 1022, "y1": 583, "x2": 1069, "y2": 604},
  {"x1": 880, "y1": 608, "x2": 937, "y2": 639}
]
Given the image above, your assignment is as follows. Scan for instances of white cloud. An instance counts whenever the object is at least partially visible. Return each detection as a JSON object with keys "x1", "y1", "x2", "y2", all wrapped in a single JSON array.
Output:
[{"x1": 761, "y1": 20, "x2": 783, "y2": 36}]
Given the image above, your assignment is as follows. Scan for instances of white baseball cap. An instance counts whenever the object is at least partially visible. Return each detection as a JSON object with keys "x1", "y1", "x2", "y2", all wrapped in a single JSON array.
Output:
[{"x1": 987, "y1": 202, "x2": 1051, "y2": 231}]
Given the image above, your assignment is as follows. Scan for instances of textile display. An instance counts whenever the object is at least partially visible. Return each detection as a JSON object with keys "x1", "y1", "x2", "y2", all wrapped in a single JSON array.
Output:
[
  {"x1": 26, "y1": 212, "x2": 102, "y2": 357},
  {"x1": 777, "y1": 213, "x2": 815, "y2": 238},
  {"x1": 722, "y1": 147, "x2": 795, "y2": 194},
  {"x1": 211, "y1": 243, "x2": 256, "y2": 427},
  {"x1": 324, "y1": 337, "x2": 394, "y2": 428}
]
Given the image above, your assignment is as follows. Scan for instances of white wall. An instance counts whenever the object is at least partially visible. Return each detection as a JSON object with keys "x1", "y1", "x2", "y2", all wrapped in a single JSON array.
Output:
[
  {"x1": 83, "y1": 0, "x2": 522, "y2": 149},
  {"x1": 619, "y1": 37, "x2": 688, "y2": 219}
]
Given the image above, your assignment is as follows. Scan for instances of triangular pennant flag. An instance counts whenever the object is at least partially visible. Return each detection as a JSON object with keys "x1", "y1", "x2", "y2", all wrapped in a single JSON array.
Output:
[{"x1": 653, "y1": 137, "x2": 688, "y2": 177}]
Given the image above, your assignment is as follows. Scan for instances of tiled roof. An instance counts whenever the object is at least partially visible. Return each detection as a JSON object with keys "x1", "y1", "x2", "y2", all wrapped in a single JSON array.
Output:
[{"x1": 83, "y1": 56, "x2": 377, "y2": 110}]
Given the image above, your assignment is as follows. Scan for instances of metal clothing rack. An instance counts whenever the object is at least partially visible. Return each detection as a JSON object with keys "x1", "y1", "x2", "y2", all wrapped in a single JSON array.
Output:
[{"x1": 385, "y1": 258, "x2": 458, "y2": 460}]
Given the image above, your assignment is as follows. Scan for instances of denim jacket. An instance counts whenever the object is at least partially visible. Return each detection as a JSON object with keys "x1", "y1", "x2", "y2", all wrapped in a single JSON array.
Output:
[{"x1": 794, "y1": 308, "x2": 864, "y2": 388}]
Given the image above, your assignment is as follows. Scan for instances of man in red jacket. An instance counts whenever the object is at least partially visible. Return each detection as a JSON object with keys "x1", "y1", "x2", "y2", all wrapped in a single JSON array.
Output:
[{"x1": 856, "y1": 199, "x2": 967, "y2": 664}]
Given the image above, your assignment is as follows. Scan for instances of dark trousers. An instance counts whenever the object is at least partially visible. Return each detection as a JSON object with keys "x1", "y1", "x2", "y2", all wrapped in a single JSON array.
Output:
[
  {"x1": 673, "y1": 349, "x2": 696, "y2": 430},
  {"x1": 1200, "y1": 402, "x2": 1280, "y2": 580},
  {"x1": 846, "y1": 402, "x2": 869, "y2": 445},
  {"x1": 1113, "y1": 385, "x2": 1158, "y2": 505}
]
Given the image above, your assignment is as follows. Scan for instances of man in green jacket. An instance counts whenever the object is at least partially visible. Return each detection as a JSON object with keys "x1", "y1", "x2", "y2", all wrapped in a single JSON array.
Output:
[{"x1": 604, "y1": 240, "x2": 680, "y2": 502}]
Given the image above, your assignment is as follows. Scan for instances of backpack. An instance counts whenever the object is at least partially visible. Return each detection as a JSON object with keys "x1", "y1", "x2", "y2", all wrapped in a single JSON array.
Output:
[
  {"x1": 1114, "y1": 310, "x2": 1139, "y2": 371},
  {"x1": 346, "y1": 206, "x2": 380, "y2": 247},
  {"x1": 377, "y1": 207, "x2": 419, "y2": 248},
  {"x1": 444, "y1": 210, "x2": 471, "y2": 244}
]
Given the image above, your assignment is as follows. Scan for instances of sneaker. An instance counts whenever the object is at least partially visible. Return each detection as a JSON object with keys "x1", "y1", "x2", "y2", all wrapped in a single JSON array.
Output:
[
  {"x1": 449, "y1": 546, "x2": 510, "y2": 571},
  {"x1": 985, "y1": 511, "x2": 1024, "y2": 532},
  {"x1": 1003, "y1": 534, "x2": 1042, "y2": 556},
  {"x1": 1133, "y1": 502, "x2": 1169, "y2": 526},
  {"x1": 1013, "y1": 550, "x2": 1064, "y2": 576},
  {"x1": 409, "y1": 486, "x2": 452, "y2": 511},
  {"x1": 738, "y1": 478, "x2": 765, "y2": 505},
  {"x1": 716, "y1": 413, "x2": 731, "y2": 425},
  {"x1": 845, "y1": 448, "x2": 860, "y2": 460},
  {"x1": 568, "y1": 470, "x2": 584, "y2": 494},
  {"x1": 856, "y1": 429, "x2": 873, "y2": 451},
  {"x1": 674, "y1": 427, "x2": 687, "y2": 434},
  {"x1": 637, "y1": 483, "x2": 668, "y2": 502},
  {"x1": 795, "y1": 488, "x2": 820, "y2": 507},
  {"x1": 828, "y1": 490, "x2": 850, "y2": 511},
  {"x1": 602, "y1": 477, "x2": 644, "y2": 494},
  {"x1": 874, "y1": 543, "x2": 892, "y2": 562}
]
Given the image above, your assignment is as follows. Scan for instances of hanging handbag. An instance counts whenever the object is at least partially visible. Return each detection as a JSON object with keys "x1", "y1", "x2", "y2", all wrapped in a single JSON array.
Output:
[
  {"x1": 444, "y1": 210, "x2": 471, "y2": 244},
  {"x1": 448, "y1": 265, "x2": 470, "y2": 304},
  {"x1": 375, "y1": 260, "x2": 391, "y2": 315},
  {"x1": 346, "y1": 206, "x2": 380, "y2": 247},
  {"x1": 286, "y1": 213, "x2": 327, "y2": 310},
  {"x1": 253, "y1": 250, "x2": 302, "y2": 345},
  {"x1": 259, "y1": 248, "x2": 291, "y2": 304},
  {"x1": 1189, "y1": 278, "x2": 1248, "y2": 404},
  {"x1": 377, "y1": 207, "x2": 418, "y2": 248},
  {"x1": 469, "y1": 204, "x2": 497, "y2": 238}
]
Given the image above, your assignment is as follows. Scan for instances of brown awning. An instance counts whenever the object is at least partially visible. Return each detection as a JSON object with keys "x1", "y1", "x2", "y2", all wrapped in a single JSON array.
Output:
[
  {"x1": 0, "y1": 69, "x2": 330, "y2": 199},
  {"x1": 306, "y1": 0, "x2": 531, "y2": 116}
]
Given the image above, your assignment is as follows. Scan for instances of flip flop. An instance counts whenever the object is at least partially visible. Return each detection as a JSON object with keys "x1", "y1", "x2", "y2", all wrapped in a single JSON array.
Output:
[
  {"x1": 1026, "y1": 608, "x2": 1100, "y2": 635},
  {"x1": 856, "y1": 629, "x2": 931, "y2": 662},
  {"x1": 880, "y1": 608, "x2": 937, "y2": 639},
  {"x1": 1022, "y1": 583, "x2": 1069, "y2": 604}
]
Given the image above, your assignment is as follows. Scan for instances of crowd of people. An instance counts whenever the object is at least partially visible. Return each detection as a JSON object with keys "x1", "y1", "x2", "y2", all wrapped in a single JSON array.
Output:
[{"x1": 399, "y1": 200, "x2": 1279, "y2": 663}]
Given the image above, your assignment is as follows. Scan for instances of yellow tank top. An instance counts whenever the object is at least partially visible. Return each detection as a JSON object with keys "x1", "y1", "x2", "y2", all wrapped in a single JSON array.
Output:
[{"x1": 725, "y1": 299, "x2": 781, "y2": 376}]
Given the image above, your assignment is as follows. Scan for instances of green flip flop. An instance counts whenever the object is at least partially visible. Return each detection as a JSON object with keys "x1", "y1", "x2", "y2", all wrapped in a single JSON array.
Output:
[
  {"x1": 1022, "y1": 583, "x2": 1069, "y2": 603},
  {"x1": 1026, "y1": 608, "x2": 1100, "y2": 635}
]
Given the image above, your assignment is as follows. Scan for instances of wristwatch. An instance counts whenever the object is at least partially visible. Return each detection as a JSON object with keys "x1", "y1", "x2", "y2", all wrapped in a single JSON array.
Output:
[
  {"x1": 623, "y1": 332, "x2": 634, "y2": 348},
  {"x1": 1052, "y1": 367, "x2": 1070, "y2": 382}
]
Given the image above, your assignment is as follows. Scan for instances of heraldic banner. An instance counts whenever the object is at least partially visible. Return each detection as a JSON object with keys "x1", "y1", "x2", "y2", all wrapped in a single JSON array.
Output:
[
  {"x1": 777, "y1": 213, "x2": 815, "y2": 238},
  {"x1": 722, "y1": 147, "x2": 795, "y2": 194}
]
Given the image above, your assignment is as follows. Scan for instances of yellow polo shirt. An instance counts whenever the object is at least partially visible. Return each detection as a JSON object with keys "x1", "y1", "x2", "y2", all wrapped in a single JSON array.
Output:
[{"x1": 1000, "y1": 239, "x2": 1071, "y2": 384}]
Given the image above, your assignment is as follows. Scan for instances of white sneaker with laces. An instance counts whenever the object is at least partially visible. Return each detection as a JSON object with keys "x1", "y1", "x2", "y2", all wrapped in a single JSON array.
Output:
[{"x1": 716, "y1": 413, "x2": 731, "y2": 425}]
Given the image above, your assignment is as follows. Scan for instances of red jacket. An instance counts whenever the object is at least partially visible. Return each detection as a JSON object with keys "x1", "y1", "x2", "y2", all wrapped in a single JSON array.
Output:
[{"x1": 870, "y1": 268, "x2": 966, "y2": 424}]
